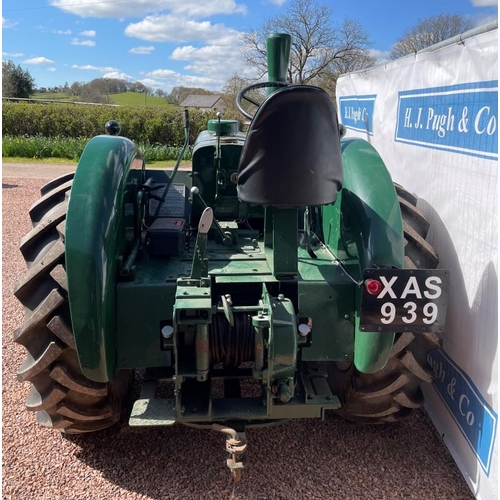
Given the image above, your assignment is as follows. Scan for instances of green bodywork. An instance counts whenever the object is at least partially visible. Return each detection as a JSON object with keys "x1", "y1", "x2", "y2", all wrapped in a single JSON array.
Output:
[
  {"x1": 66, "y1": 135, "x2": 144, "y2": 381},
  {"x1": 65, "y1": 33, "x2": 404, "y2": 423},
  {"x1": 66, "y1": 133, "x2": 403, "y2": 384}
]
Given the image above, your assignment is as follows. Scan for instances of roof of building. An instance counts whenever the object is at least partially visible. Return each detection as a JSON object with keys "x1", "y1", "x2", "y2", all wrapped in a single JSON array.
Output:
[{"x1": 180, "y1": 94, "x2": 223, "y2": 108}]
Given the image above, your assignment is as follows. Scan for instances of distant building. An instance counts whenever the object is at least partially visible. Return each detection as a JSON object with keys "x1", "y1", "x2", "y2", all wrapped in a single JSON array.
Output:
[{"x1": 180, "y1": 95, "x2": 225, "y2": 112}]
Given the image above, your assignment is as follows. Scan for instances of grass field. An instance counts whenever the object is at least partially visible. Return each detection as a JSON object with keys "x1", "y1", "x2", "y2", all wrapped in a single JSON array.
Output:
[
  {"x1": 2, "y1": 156, "x2": 184, "y2": 168},
  {"x1": 109, "y1": 93, "x2": 172, "y2": 107},
  {"x1": 32, "y1": 93, "x2": 75, "y2": 101},
  {"x1": 30, "y1": 92, "x2": 172, "y2": 107}
]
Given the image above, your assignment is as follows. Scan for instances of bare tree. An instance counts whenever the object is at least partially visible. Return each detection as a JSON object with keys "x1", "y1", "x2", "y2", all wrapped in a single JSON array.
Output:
[
  {"x1": 390, "y1": 13, "x2": 474, "y2": 59},
  {"x1": 220, "y1": 73, "x2": 259, "y2": 117},
  {"x1": 241, "y1": 0, "x2": 373, "y2": 84},
  {"x1": 312, "y1": 49, "x2": 376, "y2": 100},
  {"x1": 167, "y1": 86, "x2": 214, "y2": 105}
]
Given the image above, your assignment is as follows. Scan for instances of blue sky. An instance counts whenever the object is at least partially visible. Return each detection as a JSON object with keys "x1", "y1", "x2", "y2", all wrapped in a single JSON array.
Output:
[{"x1": 2, "y1": 0, "x2": 498, "y2": 93}]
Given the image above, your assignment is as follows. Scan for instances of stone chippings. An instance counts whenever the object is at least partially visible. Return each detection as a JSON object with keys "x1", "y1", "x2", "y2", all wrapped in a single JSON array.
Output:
[{"x1": 2, "y1": 175, "x2": 474, "y2": 500}]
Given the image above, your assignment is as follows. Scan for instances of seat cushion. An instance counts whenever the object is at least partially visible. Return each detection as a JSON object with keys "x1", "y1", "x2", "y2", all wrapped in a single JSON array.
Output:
[{"x1": 237, "y1": 85, "x2": 343, "y2": 207}]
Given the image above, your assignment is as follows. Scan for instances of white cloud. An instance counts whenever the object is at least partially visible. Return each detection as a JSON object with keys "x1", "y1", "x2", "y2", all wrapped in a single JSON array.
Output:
[
  {"x1": 2, "y1": 17, "x2": 19, "y2": 29},
  {"x1": 368, "y1": 49, "x2": 391, "y2": 64},
  {"x1": 125, "y1": 15, "x2": 240, "y2": 44},
  {"x1": 129, "y1": 46, "x2": 155, "y2": 54},
  {"x1": 138, "y1": 78, "x2": 167, "y2": 88},
  {"x1": 2, "y1": 52, "x2": 23, "y2": 57},
  {"x1": 80, "y1": 30, "x2": 96, "y2": 37},
  {"x1": 167, "y1": 1, "x2": 246, "y2": 16},
  {"x1": 54, "y1": 29, "x2": 72, "y2": 35},
  {"x1": 49, "y1": 0, "x2": 246, "y2": 18},
  {"x1": 170, "y1": 43, "x2": 247, "y2": 78},
  {"x1": 71, "y1": 38, "x2": 96, "y2": 46},
  {"x1": 146, "y1": 46, "x2": 243, "y2": 91},
  {"x1": 47, "y1": 67, "x2": 57, "y2": 72},
  {"x1": 103, "y1": 71, "x2": 134, "y2": 81},
  {"x1": 23, "y1": 56, "x2": 55, "y2": 65},
  {"x1": 268, "y1": 0, "x2": 287, "y2": 5},
  {"x1": 145, "y1": 67, "x2": 220, "y2": 88},
  {"x1": 471, "y1": 0, "x2": 497, "y2": 5},
  {"x1": 146, "y1": 69, "x2": 179, "y2": 79},
  {"x1": 73, "y1": 64, "x2": 120, "y2": 73},
  {"x1": 71, "y1": 66, "x2": 133, "y2": 82}
]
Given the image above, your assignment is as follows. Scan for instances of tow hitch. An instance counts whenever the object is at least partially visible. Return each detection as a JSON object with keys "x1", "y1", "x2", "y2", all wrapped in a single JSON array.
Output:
[{"x1": 212, "y1": 424, "x2": 248, "y2": 482}]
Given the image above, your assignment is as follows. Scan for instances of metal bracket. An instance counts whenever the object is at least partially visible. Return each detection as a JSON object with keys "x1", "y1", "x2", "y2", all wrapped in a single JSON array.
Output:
[{"x1": 212, "y1": 424, "x2": 248, "y2": 482}]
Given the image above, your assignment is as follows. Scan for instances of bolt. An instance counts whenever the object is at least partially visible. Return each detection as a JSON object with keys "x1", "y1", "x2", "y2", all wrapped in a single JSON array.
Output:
[
  {"x1": 344, "y1": 314, "x2": 349, "y2": 319},
  {"x1": 298, "y1": 323, "x2": 310, "y2": 337},
  {"x1": 278, "y1": 294, "x2": 285, "y2": 301},
  {"x1": 161, "y1": 325, "x2": 174, "y2": 339}
]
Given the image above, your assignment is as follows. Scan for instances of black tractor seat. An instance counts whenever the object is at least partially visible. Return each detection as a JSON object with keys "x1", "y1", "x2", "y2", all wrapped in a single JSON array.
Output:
[{"x1": 237, "y1": 85, "x2": 343, "y2": 207}]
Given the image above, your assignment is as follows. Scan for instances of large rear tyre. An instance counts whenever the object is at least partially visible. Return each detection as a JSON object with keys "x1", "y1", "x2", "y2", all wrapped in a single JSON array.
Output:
[
  {"x1": 334, "y1": 183, "x2": 441, "y2": 423},
  {"x1": 13, "y1": 175, "x2": 131, "y2": 434}
]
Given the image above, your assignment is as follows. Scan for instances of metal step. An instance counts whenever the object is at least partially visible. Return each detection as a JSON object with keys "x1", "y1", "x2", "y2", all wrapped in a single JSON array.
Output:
[
  {"x1": 129, "y1": 380, "x2": 176, "y2": 426},
  {"x1": 129, "y1": 398, "x2": 176, "y2": 426},
  {"x1": 299, "y1": 363, "x2": 342, "y2": 408}
]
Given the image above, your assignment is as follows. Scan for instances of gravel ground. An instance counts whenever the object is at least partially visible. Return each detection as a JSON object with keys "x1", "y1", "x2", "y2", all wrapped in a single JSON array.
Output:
[{"x1": 2, "y1": 174, "x2": 474, "y2": 500}]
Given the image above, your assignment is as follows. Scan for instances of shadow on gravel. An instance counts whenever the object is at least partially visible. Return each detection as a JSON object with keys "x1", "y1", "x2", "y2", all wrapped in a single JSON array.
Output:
[
  {"x1": 2, "y1": 183, "x2": 19, "y2": 189},
  {"x1": 65, "y1": 409, "x2": 473, "y2": 500}
]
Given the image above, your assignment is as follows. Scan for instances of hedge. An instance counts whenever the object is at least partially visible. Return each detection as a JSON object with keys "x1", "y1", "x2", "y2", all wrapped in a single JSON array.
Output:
[{"x1": 2, "y1": 101, "x2": 239, "y2": 145}]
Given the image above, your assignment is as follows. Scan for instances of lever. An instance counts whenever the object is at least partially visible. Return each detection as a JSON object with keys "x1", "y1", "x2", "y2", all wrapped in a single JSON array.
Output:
[
  {"x1": 190, "y1": 207, "x2": 213, "y2": 279},
  {"x1": 190, "y1": 187, "x2": 232, "y2": 246}
]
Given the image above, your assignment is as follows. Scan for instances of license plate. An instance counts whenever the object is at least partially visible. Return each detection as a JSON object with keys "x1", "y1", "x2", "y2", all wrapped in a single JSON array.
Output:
[{"x1": 360, "y1": 268, "x2": 449, "y2": 333}]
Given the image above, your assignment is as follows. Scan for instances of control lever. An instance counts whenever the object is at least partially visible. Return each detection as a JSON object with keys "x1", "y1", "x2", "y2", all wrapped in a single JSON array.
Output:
[
  {"x1": 190, "y1": 207, "x2": 213, "y2": 279},
  {"x1": 190, "y1": 187, "x2": 232, "y2": 246}
]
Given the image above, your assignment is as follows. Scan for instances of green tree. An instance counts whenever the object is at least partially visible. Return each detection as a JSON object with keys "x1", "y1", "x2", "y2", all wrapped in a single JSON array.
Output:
[
  {"x1": 390, "y1": 14, "x2": 474, "y2": 59},
  {"x1": 2, "y1": 60, "x2": 36, "y2": 98},
  {"x1": 241, "y1": 0, "x2": 373, "y2": 85}
]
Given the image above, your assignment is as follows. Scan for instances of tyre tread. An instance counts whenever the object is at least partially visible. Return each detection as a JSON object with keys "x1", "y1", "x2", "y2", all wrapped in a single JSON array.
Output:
[
  {"x1": 14, "y1": 179, "x2": 129, "y2": 433},
  {"x1": 334, "y1": 182, "x2": 442, "y2": 423}
]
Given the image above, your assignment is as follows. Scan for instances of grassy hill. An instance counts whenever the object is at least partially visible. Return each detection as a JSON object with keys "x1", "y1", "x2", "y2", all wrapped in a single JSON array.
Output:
[
  {"x1": 32, "y1": 93, "x2": 75, "y2": 101},
  {"x1": 109, "y1": 92, "x2": 172, "y2": 107},
  {"x1": 30, "y1": 92, "x2": 173, "y2": 108}
]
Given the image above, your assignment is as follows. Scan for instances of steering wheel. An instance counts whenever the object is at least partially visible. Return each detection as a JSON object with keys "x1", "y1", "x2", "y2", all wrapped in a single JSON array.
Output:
[{"x1": 236, "y1": 81, "x2": 290, "y2": 120}]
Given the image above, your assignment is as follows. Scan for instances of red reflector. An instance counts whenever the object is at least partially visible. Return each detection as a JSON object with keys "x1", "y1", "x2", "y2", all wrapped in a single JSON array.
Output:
[{"x1": 365, "y1": 279, "x2": 382, "y2": 296}]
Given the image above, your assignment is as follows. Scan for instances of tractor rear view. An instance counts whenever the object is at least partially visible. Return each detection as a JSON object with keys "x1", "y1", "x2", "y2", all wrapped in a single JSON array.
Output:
[{"x1": 13, "y1": 33, "x2": 449, "y2": 481}]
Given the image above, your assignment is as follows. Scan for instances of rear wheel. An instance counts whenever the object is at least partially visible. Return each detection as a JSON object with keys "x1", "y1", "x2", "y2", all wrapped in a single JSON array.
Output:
[
  {"x1": 13, "y1": 176, "x2": 131, "y2": 433},
  {"x1": 335, "y1": 183, "x2": 441, "y2": 423}
]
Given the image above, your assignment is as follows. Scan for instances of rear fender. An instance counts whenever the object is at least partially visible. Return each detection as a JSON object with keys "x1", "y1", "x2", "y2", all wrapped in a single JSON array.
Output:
[
  {"x1": 322, "y1": 138, "x2": 404, "y2": 373},
  {"x1": 66, "y1": 135, "x2": 144, "y2": 383}
]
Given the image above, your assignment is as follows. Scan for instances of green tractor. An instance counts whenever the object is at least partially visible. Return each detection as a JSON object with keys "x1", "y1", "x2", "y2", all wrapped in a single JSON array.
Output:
[{"x1": 13, "y1": 34, "x2": 448, "y2": 481}]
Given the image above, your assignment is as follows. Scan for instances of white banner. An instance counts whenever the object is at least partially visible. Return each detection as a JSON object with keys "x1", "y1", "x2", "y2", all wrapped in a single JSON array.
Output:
[{"x1": 337, "y1": 25, "x2": 498, "y2": 500}]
